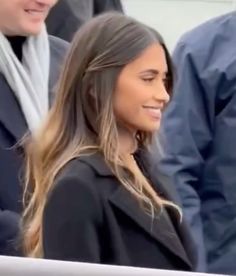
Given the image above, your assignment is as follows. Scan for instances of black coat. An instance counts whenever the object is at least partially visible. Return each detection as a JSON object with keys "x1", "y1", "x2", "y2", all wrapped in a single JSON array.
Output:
[
  {"x1": 46, "y1": 0, "x2": 123, "y2": 42},
  {"x1": 0, "y1": 36, "x2": 68, "y2": 255},
  {"x1": 43, "y1": 152, "x2": 197, "y2": 271}
]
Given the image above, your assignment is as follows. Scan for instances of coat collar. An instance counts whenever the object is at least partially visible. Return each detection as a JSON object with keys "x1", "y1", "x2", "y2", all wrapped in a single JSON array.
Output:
[{"x1": 80, "y1": 152, "x2": 193, "y2": 269}]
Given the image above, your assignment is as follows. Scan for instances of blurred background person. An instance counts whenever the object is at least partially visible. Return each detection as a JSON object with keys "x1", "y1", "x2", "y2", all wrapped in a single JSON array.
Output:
[
  {"x1": 158, "y1": 11, "x2": 236, "y2": 275},
  {"x1": 0, "y1": 0, "x2": 68, "y2": 255},
  {"x1": 23, "y1": 13, "x2": 197, "y2": 271},
  {"x1": 46, "y1": 0, "x2": 123, "y2": 41}
]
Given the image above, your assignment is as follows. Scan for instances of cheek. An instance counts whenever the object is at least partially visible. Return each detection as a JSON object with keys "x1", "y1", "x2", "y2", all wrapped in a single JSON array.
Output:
[
  {"x1": 114, "y1": 83, "x2": 150, "y2": 125},
  {"x1": 116, "y1": 77, "x2": 150, "y2": 105},
  {"x1": 113, "y1": 89, "x2": 132, "y2": 120},
  {"x1": 0, "y1": 6, "x2": 13, "y2": 21},
  {"x1": 114, "y1": 82, "x2": 142, "y2": 115}
]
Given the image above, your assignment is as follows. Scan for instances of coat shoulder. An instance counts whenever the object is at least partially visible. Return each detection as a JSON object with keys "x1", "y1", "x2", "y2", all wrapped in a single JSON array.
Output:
[
  {"x1": 176, "y1": 11, "x2": 236, "y2": 56},
  {"x1": 47, "y1": 158, "x2": 103, "y2": 221},
  {"x1": 55, "y1": 158, "x2": 98, "y2": 191},
  {"x1": 48, "y1": 35, "x2": 70, "y2": 98},
  {"x1": 49, "y1": 35, "x2": 70, "y2": 56}
]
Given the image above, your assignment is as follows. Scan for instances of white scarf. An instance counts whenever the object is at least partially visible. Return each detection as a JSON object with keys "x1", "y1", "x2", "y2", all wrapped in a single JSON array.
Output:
[{"x1": 0, "y1": 24, "x2": 50, "y2": 134}]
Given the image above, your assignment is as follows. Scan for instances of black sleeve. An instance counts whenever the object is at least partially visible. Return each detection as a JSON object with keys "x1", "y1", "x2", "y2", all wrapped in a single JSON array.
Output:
[
  {"x1": 0, "y1": 210, "x2": 21, "y2": 255},
  {"x1": 43, "y1": 174, "x2": 103, "y2": 262}
]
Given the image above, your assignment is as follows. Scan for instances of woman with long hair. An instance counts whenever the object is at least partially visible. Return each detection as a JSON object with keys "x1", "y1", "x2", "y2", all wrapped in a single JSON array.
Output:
[{"x1": 23, "y1": 12, "x2": 196, "y2": 271}]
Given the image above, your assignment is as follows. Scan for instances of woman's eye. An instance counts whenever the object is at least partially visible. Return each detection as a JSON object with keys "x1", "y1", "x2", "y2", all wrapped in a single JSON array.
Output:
[{"x1": 142, "y1": 77, "x2": 154, "y2": 83}]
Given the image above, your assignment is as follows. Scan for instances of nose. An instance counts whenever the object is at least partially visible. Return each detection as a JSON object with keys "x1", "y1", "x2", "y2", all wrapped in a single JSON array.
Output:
[
  {"x1": 154, "y1": 81, "x2": 170, "y2": 105},
  {"x1": 35, "y1": 0, "x2": 57, "y2": 8}
]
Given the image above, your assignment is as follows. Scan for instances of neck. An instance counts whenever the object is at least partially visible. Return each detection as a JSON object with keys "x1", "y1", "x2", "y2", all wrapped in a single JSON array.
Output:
[{"x1": 118, "y1": 125, "x2": 137, "y2": 156}]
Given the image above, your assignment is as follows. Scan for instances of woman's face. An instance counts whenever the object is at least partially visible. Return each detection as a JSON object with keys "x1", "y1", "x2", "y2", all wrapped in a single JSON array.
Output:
[{"x1": 114, "y1": 43, "x2": 170, "y2": 134}]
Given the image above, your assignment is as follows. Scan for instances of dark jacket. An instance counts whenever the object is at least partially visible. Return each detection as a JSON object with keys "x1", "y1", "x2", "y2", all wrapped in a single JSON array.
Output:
[
  {"x1": 46, "y1": 0, "x2": 123, "y2": 42},
  {"x1": 158, "y1": 11, "x2": 236, "y2": 274},
  {"x1": 43, "y1": 152, "x2": 197, "y2": 271},
  {"x1": 0, "y1": 35, "x2": 68, "y2": 255}
]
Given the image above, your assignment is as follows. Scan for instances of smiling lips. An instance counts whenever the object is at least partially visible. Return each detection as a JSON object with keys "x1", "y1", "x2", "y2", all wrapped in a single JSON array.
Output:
[
  {"x1": 143, "y1": 106, "x2": 162, "y2": 120},
  {"x1": 24, "y1": 9, "x2": 47, "y2": 19}
]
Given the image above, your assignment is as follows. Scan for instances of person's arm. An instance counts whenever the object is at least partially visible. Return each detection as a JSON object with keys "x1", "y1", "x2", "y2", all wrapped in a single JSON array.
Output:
[
  {"x1": 0, "y1": 210, "x2": 21, "y2": 255},
  {"x1": 159, "y1": 41, "x2": 214, "y2": 272},
  {"x1": 43, "y1": 173, "x2": 103, "y2": 262}
]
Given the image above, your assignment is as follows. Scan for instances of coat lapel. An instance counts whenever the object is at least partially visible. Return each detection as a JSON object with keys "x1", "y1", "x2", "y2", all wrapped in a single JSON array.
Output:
[
  {"x1": 109, "y1": 184, "x2": 192, "y2": 268},
  {"x1": 0, "y1": 73, "x2": 55, "y2": 142},
  {"x1": 156, "y1": 172, "x2": 197, "y2": 270},
  {"x1": 80, "y1": 153, "x2": 193, "y2": 269},
  {"x1": 139, "y1": 149, "x2": 197, "y2": 270},
  {"x1": 0, "y1": 74, "x2": 28, "y2": 141}
]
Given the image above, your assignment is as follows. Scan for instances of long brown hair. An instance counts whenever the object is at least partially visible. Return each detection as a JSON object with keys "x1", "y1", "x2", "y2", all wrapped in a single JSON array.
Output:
[{"x1": 23, "y1": 12, "x2": 179, "y2": 258}]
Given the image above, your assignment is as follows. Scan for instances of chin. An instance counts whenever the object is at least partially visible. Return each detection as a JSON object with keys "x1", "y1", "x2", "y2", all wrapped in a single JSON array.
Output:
[
  {"x1": 21, "y1": 24, "x2": 44, "y2": 36},
  {"x1": 139, "y1": 125, "x2": 160, "y2": 133}
]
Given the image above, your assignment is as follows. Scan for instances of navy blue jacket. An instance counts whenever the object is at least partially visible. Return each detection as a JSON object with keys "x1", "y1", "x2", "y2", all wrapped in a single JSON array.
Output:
[
  {"x1": 159, "y1": 12, "x2": 236, "y2": 274},
  {"x1": 0, "y1": 36, "x2": 68, "y2": 255}
]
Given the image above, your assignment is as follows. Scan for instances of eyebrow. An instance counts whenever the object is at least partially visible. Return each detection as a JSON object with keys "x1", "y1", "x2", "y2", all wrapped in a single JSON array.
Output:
[{"x1": 139, "y1": 69, "x2": 168, "y2": 76}]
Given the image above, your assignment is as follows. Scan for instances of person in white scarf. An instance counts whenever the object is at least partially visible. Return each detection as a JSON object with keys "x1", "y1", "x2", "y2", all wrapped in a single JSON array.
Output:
[
  {"x1": 0, "y1": 0, "x2": 68, "y2": 256},
  {"x1": 0, "y1": 25, "x2": 49, "y2": 133},
  {"x1": 0, "y1": 0, "x2": 60, "y2": 133}
]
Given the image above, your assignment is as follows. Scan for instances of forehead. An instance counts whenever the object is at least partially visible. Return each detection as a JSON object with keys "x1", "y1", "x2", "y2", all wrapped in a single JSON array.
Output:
[{"x1": 124, "y1": 43, "x2": 168, "y2": 74}]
